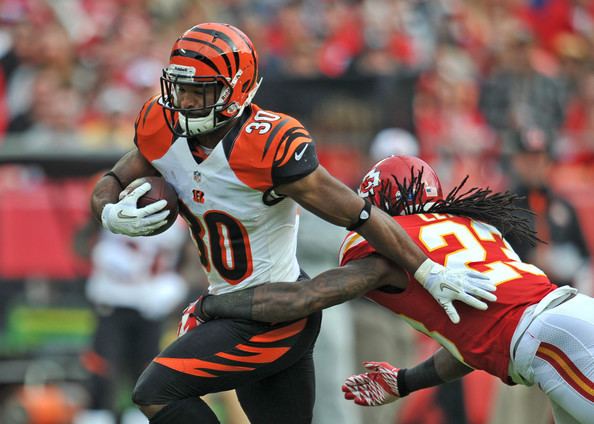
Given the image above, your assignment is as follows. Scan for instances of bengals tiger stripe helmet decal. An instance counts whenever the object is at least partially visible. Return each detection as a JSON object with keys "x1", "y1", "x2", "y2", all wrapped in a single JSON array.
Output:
[{"x1": 160, "y1": 23, "x2": 261, "y2": 136}]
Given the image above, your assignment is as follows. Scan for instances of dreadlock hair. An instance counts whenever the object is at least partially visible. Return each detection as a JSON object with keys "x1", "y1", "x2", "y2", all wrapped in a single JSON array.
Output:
[{"x1": 377, "y1": 167, "x2": 541, "y2": 246}]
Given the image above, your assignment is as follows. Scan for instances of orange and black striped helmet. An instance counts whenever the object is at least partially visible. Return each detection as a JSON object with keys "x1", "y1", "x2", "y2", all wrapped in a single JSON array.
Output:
[{"x1": 160, "y1": 23, "x2": 261, "y2": 136}]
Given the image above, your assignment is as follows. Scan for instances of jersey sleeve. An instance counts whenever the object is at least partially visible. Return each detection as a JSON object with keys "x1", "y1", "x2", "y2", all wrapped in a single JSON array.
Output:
[
  {"x1": 134, "y1": 95, "x2": 176, "y2": 162},
  {"x1": 338, "y1": 231, "x2": 377, "y2": 266},
  {"x1": 227, "y1": 107, "x2": 319, "y2": 192},
  {"x1": 270, "y1": 123, "x2": 319, "y2": 186}
]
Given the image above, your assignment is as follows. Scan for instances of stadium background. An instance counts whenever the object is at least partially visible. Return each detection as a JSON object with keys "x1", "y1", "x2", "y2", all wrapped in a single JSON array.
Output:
[{"x1": 0, "y1": 0, "x2": 593, "y2": 423}]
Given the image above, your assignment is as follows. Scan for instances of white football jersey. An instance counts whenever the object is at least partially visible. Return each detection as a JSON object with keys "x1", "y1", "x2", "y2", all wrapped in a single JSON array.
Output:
[{"x1": 135, "y1": 99, "x2": 319, "y2": 294}]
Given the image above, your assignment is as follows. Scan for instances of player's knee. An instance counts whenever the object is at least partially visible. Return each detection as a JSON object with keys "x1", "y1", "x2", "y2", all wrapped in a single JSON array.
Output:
[
  {"x1": 136, "y1": 403, "x2": 166, "y2": 419},
  {"x1": 131, "y1": 388, "x2": 158, "y2": 418},
  {"x1": 140, "y1": 398, "x2": 220, "y2": 423},
  {"x1": 131, "y1": 382, "x2": 163, "y2": 418},
  {"x1": 131, "y1": 380, "x2": 147, "y2": 405}
]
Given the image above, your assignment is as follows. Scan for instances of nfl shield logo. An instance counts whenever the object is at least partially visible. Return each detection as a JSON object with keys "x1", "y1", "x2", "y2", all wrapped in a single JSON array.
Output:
[{"x1": 193, "y1": 171, "x2": 201, "y2": 183}]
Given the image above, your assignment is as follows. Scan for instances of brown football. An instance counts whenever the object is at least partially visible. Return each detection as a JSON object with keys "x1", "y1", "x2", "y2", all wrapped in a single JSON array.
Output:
[{"x1": 125, "y1": 176, "x2": 179, "y2": 235}]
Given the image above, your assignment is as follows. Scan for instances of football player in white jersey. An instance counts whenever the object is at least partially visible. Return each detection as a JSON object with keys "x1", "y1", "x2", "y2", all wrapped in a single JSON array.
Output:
[{"x1": 91, "y1": 23, "x2": 496, "y2": 424}]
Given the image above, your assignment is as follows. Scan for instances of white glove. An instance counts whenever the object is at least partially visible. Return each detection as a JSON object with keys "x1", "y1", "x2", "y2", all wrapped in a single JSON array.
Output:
[
  {"x1": 101, "y1": 182, "x2": 169, "y2": 236},
  {"x1": 414, "y1": 259, "x2": 497, "y2": 324},
  {"x1": 342, "y1": 361, "x2": 402, "y2": 406}
]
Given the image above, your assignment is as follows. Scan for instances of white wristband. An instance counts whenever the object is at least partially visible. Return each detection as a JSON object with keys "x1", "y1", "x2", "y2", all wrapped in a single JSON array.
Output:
[
  {"x1": 413, "y1": 258, "x2": 437, "y2": 286},
  {"x1": 100, "y1": 203, "x2": 115, "y2": 230}
]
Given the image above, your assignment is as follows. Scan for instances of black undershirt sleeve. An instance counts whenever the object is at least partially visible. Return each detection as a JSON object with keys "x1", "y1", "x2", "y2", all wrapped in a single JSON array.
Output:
[{"x1": 398, "y1": 356, "x2": 445, "y2": 396}]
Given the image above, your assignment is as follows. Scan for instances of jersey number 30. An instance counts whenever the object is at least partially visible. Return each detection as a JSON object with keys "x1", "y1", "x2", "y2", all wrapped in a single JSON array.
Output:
[{"x1": 184, "y1": 209, "x2": 253, "y2": 285}]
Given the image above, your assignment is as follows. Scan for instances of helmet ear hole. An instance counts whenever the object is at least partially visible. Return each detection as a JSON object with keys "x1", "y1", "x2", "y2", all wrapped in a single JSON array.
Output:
[{"x1": 242, "y1": 80, "x2": 251, "y2": 92}]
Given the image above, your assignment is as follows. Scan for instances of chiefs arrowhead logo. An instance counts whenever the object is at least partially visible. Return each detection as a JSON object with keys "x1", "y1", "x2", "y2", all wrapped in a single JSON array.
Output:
[{"x1": 358, "y1": 169, "x2": 381, "y2": 198}]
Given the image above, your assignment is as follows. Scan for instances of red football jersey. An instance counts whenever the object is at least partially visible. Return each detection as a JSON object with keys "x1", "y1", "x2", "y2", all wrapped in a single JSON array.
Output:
[{"x1": 339, "y1": 213, "x2": 557, "y2": 382}]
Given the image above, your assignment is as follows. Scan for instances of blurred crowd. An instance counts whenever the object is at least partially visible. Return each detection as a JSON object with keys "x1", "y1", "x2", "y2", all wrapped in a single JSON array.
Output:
[
  {"x1": 1, "y1": 1, "x2": 594, "y2": 423},
  {"x1": 1, "y1": 0, "x2": 594, "y2": 172}
]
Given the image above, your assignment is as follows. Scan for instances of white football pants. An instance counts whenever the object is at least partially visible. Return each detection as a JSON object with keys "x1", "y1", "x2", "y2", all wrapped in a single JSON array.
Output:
[{"x1": 510, "y1": 287, "x2": 594, "y2": 424}]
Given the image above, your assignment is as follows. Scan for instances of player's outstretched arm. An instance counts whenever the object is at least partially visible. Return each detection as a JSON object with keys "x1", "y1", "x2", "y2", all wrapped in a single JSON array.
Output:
[
  {"x1": 276, "y1": 166, "x2": 426, "y2": 274},
  {"x1": 342, "y1": 348, "x2": 473, "y2": 407},
  {"x1": 276, "y1": 165, "x2": 497, "y2": 324},
  {"x1": 201, "y1": 255, "x2": 405, "y2": 322}
]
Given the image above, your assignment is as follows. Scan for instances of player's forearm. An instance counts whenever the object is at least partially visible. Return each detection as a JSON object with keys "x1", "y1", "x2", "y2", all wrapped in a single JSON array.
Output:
[
  {"x1": 202, "y1": 271, "x2": 368, "y2": 322},
  {"x1": 91, "y1": 149, "x2": 157, "y2": 222},
  {"x1": 400, "y1": 348, "x2": 473, "y2": 394},
  {"x1": 203, "y1": 283, "x2": 316, "y2": 322},
  {"x1": 204, "y1": 258, "x2": 397, "y2": 322},
  {"x1": 357, "y1": 207, "x2": 425, "y2": 273},
  {"x1": 434, "y1": 348, "x2": 473, "y2": 381},
  {"x1": 91, "y1": 176, "x2": 122, "y2": 222},
  {"x1": 249, "y1": 265, "x2": 389, "y2": 321},
  {"x1": 278, "y1": 166, "x2": 369, "y2": 227}
]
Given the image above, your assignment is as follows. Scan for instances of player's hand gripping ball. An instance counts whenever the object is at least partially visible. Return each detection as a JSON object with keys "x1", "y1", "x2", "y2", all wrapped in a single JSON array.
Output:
[
  {"x1": 122, "y1": 176, "x2": 179, "y2": 235},
  {"x1": 102, "y1": 176, "x2": 179, "y2": 237}
]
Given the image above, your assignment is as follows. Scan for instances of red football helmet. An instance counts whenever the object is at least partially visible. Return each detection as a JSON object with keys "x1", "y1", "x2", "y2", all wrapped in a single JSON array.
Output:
[
  {"x1": 358, "y1": 156, "x2": 443, "y2": 215},
  {"x1": 160, "y1": 23, "x2": 261, "y2": 136}
]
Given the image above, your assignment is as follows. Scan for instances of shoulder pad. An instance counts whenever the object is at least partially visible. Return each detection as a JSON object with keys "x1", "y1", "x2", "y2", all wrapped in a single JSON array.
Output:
[
  {"x1": 228, "y1": 105, "x2": 317, "y2": 191},
  {"x1": 134, "y1": 95, "x2": 176, "y2": 162}
]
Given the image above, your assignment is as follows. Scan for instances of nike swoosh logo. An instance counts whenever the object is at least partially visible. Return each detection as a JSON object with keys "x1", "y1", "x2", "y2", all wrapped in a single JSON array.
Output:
[
  {"x1": 117, "y1": 210, "x2": 136, "y2": 219},
  {"x1": 439, "y1": 283, "x2": 460, "y2": 293},
  {"x1": 294, "y1": 144, "x2": 309, "y2": 161}
]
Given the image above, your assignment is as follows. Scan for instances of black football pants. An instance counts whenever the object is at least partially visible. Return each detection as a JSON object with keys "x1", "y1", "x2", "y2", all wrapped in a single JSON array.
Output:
[{"x1": 133, "y1": 312, "x2": 322, "y2": 423}]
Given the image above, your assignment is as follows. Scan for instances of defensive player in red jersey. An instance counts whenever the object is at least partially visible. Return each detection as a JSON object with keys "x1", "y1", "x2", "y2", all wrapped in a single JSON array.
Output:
[
  {"x1": 195, "y1": 156, "x2": 594, "y2": 423},
  {"x1": 91, "y1": 23, "x2": 496, "y2": 423}
]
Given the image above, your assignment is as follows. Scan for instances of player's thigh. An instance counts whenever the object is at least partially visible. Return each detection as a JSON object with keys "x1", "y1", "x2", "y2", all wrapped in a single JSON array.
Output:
[
  {"x1": 133, "y1": 312, "x2": 322, "y2": 405},
  {"x1": 545, "y1": 380, "x2": 593, "y2": 424},
  {"x1": 531, "y1": 294, "x2": 594, "y2": 423},
  {"x1": 550, "y1": 397, "x2": 588, "y2": 424},
  {"x1": 236, "y1": 348, "x2": 316, "y2": 424},
  {"x1": 532, "y1": 343, "x2": 594, "y2": 423}
]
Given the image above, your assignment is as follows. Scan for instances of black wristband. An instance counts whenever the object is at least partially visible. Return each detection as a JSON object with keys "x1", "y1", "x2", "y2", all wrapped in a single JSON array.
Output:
[
  {"x1": 104, "y1": 171, "x2": 125, "y2": 190},
  {"x1": 195, "y1": 295, "x2": 214, "y2": 322},
  {"x1": 347, "y1": 200, "x2": 372, "y2": 231},
  {"x1": 397, "y1": 368, "x2": 410, "y2": 397}
]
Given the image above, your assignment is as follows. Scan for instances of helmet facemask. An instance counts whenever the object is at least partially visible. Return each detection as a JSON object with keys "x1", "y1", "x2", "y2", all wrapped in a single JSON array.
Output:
[{"x1": 160, "y1": 68, "x2": 234, "y2": 137}]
